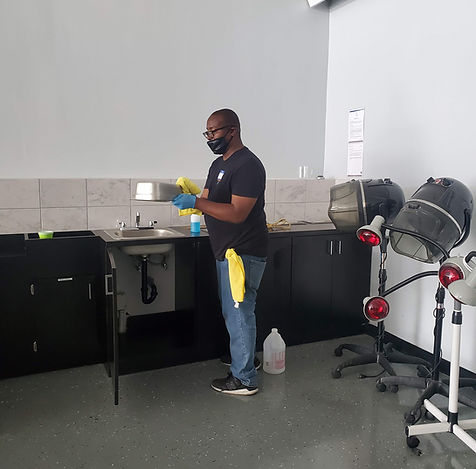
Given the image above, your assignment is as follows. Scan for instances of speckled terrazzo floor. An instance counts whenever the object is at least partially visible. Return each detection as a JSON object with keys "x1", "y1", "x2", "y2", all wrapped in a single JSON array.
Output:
[{"x1": 1, "y1": 335, "x2": 476, "y2": 469}]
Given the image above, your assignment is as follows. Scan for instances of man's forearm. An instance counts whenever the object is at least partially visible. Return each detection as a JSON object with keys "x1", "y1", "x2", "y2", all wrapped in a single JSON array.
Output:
[{"x1": 195, "y1": 197, "x2": 245, "y2": 224}]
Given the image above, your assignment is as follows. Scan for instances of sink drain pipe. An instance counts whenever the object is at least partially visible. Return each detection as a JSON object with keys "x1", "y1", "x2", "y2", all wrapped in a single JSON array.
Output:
[{"x1": 140, "y1": 255, "x2": 158, "y2": 304}]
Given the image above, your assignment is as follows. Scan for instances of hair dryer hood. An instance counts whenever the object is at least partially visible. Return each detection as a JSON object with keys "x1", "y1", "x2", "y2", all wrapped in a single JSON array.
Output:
[
  {"x1": 390, "y1": 177, "x2": 473, "y2": 263},
  {"x1": 328, "y1": 178, "x2": 405, "y2": 232}
]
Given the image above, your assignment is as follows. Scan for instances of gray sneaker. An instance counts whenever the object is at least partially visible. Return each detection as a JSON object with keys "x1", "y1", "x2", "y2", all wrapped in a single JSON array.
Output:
[{"x1": 211, "y1": 373, "x2": 258, "y2": 396}]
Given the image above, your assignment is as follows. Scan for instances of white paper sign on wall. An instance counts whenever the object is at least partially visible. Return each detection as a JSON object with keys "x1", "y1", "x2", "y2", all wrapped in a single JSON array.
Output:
[{"x1": 347, "y1": 109, "x2": 365, "y2": 176}]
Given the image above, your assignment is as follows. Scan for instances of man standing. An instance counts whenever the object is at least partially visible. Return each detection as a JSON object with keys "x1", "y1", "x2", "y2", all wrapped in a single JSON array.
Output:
[{"x1": 172, "y1": 109, "x2": 268, "y2": 395}]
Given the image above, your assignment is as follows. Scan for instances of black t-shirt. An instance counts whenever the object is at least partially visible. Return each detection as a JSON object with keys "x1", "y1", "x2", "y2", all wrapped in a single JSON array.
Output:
[{"x1": 204, "y1": 147, "x2": 268, "y2": 260}]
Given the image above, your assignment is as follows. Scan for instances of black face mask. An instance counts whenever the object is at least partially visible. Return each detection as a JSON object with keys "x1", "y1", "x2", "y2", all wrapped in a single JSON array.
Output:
[{"x1": 207, "y1": 130, "x2": 232, "y2": 155}]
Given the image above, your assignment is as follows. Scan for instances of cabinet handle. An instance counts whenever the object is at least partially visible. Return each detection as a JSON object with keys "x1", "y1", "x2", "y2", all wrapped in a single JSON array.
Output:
[
  {"x1": 328, "y1": 240, "x2": 334, "y2": 255},
  {"x1": 337, "y1": 240, "x2": 342, "y2": 255},
  {"x1": 30, "y1": 284, "x2": 35, "y2": 296},
  {"x1": 57, "y1": 277, "x2": 73, "y2": 282},
  {"x1": 88, "y1": 283, "x2": 92, "y2": 300},
  {"x1": 33, "y1": 341, "x2": 38, "y2": 353},
  {"x1": 105, "y1": 274, "x2": 113, "y2": 296}
]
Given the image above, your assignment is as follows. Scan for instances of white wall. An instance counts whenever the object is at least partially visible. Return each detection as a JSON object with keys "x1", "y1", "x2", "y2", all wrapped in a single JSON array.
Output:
[
  {"x1": 325, "y1": 0, "x2": 476, "y2": 371},
  {"x1": 0, "y1": 0, "x2": 329, "y2": 179}
]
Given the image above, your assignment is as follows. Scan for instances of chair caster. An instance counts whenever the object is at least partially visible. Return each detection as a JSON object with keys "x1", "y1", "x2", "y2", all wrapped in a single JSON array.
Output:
[
  {"x1": 404, "y1": 408, "x2": 421, "y2": 425},
  {"x1": 406, "y1": 436, "x2": 420, "y2": 449},
  {"x1": 332, "y1": 369, "x2": 342, "y2": 379},
  {"x1": 389, "y1": 385, "x2": 399, "y2": 393},
  {"x1": 376, "y1": 381, "x2": 386, "y2": 392},
  {"x1": 334, "y1": 347, "x2": 343, "y2": 357}
]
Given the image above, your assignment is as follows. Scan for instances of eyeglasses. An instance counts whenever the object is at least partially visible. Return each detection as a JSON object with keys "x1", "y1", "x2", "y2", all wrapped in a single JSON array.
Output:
[{"x1": 202, "y1": 125, "x2": 230, "y2": 139}]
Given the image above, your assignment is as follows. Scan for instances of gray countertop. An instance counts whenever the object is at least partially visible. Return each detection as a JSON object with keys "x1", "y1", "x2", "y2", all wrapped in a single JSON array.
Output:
[{"x1": 94, "y1": 222, "x2": 338, "y2": 248}]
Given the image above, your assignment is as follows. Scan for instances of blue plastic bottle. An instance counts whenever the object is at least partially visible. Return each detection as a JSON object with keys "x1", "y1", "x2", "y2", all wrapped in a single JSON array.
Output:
[{"x1": 190, "y1": 214, "x2": 200, "y2": 234}]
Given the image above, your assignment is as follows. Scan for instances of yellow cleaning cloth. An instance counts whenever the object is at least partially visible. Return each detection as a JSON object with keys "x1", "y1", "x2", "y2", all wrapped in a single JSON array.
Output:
[
  {"x1": 225, "y1": 248, "x2": 245, "y2": 308},
  {"x1": 175, "y1": 177, "x2": 202, "y2": 216}
]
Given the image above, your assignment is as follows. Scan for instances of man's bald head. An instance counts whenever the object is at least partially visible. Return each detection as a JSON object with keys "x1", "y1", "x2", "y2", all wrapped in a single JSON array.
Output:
[
  {"x1": 209, "y1": 109, "x2": 241, "y2": 132},
  {"x1": 205, "y1": 108, "x2": 244, "y2": 158}
]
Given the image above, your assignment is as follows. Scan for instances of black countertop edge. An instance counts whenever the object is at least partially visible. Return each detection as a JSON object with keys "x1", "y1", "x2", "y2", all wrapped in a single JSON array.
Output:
[
  {"x1": 94, "y1": 222, "x2": 339, "y2": 247},
  {"x1": 0, "y1": 223, "x2": 344, "y2": 257}
]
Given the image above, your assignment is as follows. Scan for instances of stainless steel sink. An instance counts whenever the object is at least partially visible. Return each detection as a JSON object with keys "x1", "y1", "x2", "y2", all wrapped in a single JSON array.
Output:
[
  {"x1": 103, "y1": 228, "x2": 184, "y2": 256},
  {"x1": 104, "y1": 227, "x2": 184, "y2": 240}
]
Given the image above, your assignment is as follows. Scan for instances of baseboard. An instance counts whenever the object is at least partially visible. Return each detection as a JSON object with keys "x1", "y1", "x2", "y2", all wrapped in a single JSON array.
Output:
[{"x1": 363, "y1": 324, "x2": 476, "y2": 380}]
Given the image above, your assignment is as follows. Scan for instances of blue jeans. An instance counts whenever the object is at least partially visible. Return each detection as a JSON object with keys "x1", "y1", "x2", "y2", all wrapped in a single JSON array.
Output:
[{"x1": 216, "y1": 255, "x2": 267, "y2": 387}]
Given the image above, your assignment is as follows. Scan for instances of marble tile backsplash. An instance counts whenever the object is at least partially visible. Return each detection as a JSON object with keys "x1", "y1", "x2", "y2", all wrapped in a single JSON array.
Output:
[{"x1": 0, "y1": 178, "x2": 334, "y2": 234}]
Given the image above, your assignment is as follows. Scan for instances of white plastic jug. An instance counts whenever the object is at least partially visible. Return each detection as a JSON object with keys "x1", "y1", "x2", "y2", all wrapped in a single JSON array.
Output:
[{"x1": 263, "y1": 328, "x2": 286, "y2": 374}]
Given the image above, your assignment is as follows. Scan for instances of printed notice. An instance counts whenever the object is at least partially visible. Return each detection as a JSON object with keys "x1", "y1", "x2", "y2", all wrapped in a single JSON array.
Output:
[
  {"x1": 347, "y1": 108, "x2": 364, "y2": 176},
  {"x1": 348, "y1": 109, "x2": 365, "y2": 142},
  {"x1": 347, "y1": 141, "x2": 363, "y2": 176}
]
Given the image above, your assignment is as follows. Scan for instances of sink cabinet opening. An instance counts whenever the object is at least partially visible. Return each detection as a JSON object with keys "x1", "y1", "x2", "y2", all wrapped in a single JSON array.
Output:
[
  {"x1": 111, "y1": 243, "x2": 197, "y2": 375},
  {"x1": 114, "y1": 246, "x2": 177, "y2": 334}
]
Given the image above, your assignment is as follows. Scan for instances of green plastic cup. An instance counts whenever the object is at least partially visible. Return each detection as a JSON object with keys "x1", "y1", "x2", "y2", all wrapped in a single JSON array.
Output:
[{"x1": 38, "y1": 230, "x2": 54, "y2": 239}]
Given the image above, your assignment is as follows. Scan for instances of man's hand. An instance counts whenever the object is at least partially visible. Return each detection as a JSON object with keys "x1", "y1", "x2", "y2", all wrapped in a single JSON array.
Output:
[{"x1": 172, "y1": 194, "x2": 197, "y2": 210}]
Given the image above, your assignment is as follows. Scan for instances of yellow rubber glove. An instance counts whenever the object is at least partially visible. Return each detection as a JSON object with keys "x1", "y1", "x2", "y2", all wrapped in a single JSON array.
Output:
[
  {"x1": 225, "y1": 248, "x2": 245, "y2": 308},
  {"x1": 175, "y1": 177, "x2": 202, "y2": 216}
]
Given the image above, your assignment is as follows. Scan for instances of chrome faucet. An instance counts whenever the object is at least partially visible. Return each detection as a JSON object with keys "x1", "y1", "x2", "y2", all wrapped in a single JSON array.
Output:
[{"x1": 134, "y1": 211, "x2": 157, "y2": 229}]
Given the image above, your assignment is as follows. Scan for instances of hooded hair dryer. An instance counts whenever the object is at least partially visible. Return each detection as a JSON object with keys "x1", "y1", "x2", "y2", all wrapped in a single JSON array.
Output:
[
  {"x1": 389, "y1": 177, "x2": 473, "y2": 263},
  {"x1": 328, "y1": 178, "x2": 405, "y2": 232}
]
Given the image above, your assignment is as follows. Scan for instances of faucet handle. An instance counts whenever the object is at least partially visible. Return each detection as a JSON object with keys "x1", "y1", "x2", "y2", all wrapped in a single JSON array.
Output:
[
  {"x1": 117, "y1": 220, "x2": 126, "y2": 230},
  {"x1": 148, "y1": 220, "x2": 158, "y2": 228}
]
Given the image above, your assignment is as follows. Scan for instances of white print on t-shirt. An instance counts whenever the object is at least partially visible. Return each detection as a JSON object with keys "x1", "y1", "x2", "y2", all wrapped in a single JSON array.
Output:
[{"x1": 217, "y1": 170, "x2": 225, "y2": 183}]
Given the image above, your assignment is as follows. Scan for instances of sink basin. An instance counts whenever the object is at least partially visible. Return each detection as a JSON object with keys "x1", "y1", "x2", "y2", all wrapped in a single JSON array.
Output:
[
  {"x1": 104, "y1": 227, "x2": 184, "y2": 240},
  {"x1": 120, "y1": 243, "x2": 173, "y2": 256},
  {"x1": 103, "y1": 227, "x2": 184, "y2": 256}
]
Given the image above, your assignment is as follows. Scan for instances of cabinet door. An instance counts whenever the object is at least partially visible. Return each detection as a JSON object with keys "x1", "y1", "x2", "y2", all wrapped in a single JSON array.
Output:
[
  {"x1": 331, "y1": 234, "x2": 371, "y2": 336},
  {"x1": 194, "y1": 239, "x2": 227, "y2": 359},
  {"x1": 0, "y1": 276, "x2": 36, "y2": 378},
  {"x1": 289, "y1": 235, "x2": 333, "y2": 345},
  {"x1": 32, "y1": 274, "x2": 100, "y2": 371},
  {"x1": 255, "y1": 236, "x2": 291, "y2": 351}
]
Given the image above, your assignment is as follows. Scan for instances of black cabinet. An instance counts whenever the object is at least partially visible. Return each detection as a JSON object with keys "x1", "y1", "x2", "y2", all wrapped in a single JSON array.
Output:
[
  {"x1": 0, "y1": 245, "x2": 35, "y2": 378},
  {"x1": 27, "y1": 236, "x2": 104, "y2": 373},
  {"x1": 331, "y1": 234, "x2": 372, "y2": 328},
  {"x1": 255, "y1": 235, "x2": 292, "y2": 351},
  {"x1": 31, "y1": 274, "x2": 100, "y2": 371},
  {"x1": 195, "y1": 238, "x2": 227, "y2": 359},
  {"x1": 190, "y1": 231, "x2": 368, "y2": 355},
  {"x1": 288, "y1": 233, "x2": 371, "y2": 345},
  {"x1": 1, "y1": 227, "x2": 371, "y2": 389},
  {"x1": 0, "y1": 235, "x2": 104, "y2": 379}
]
